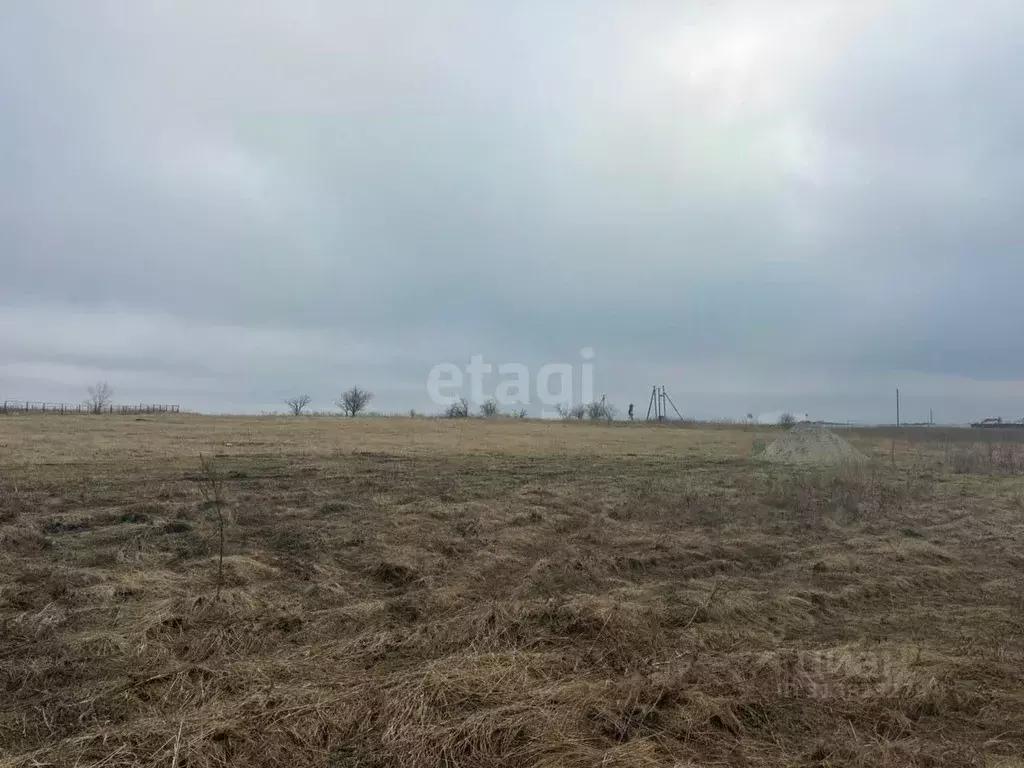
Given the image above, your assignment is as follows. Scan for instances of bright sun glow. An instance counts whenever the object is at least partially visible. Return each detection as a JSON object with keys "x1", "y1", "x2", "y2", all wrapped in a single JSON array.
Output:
[
  {"x1": 681, "y1": 26, "x2": 767, "y2": 85},
  {"x1": 650, "y1": 3, "x2": 881, "y2": 119},
  {"x1": 648, "y1": 4, "x2": 852, "y2": 121},
  {"x1": 652, "y1": 21, "x2": 781, "y2": 119}
]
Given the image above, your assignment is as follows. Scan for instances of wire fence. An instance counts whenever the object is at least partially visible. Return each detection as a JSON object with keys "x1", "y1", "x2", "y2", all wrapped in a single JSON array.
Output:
[{"x1": 0, "y1": 401, "x2": 180, "y2": 415}]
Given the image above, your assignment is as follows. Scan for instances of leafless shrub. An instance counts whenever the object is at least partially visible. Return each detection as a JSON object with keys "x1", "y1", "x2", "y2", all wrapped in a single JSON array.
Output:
[
  {"x1": 445, "y1": 397, "x2": 470, "y2": 419},
  {"x1": 480, "y1": 399, "x2": 500, "y2": 418},
  {"x1": 194, "y1": 454, "x2": 228, "y2": 601},
  {"x1": 284, "y1": 394, "x2": 312, "y2": 416},
  {"x1": 337, "y1": 386, "x2": 374, "y2": 417},
  {"x1": 586, "y1": 400, "x2": 619, "y2": 422},
  {"x1": 555, "y1": 403, "x2": 586, "y2": 421},
  {"x1": 84, "y1": 381, "x2": 114, "y2": 414},
  {"x1": 779, "y1": 412, "x2": 796, "y2": 428}
]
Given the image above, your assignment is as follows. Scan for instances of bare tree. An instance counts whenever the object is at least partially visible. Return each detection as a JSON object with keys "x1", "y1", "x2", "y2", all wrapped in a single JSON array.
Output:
[
  {"x1": 337, "y1": 386, "x2": 374, "y2": 417},
  {"x1": 285, "y1": 394, "x2": 312, "y2": 416},
  {"x1": 84, "y1": 381, "x2": 114, "y2": 414},
  {"x1": 778, "y1": 412, "x2": 796, "y2": 428},
  {"x1": 480, "y1": 398, "x2": 500, "y2": 418},
  {"x1": 445, "y1": 397, "x2": 470, "y2": 418}
]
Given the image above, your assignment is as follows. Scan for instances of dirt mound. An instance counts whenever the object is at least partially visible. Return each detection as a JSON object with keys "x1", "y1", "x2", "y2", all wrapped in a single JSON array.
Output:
[{"x1": 762, "y1": 422, "x2": 867, "y2": 465}]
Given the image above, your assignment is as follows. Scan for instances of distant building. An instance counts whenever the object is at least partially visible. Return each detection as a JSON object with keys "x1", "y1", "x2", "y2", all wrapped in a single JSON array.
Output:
[{"x1": 971, "y1": 417, "x2": 1024, "y2": 429}]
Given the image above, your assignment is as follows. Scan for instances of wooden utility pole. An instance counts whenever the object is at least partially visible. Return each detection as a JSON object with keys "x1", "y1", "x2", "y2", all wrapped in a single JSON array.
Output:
[
  {"x1": 646, "y1": 386, "x2": 683, "y2": 422},
  {"x1": 663, "y1": 387, "x2": 683, "y2": 420},
  {"x1": 896, "y1": 388, "x2": 901, "y2": 427}
]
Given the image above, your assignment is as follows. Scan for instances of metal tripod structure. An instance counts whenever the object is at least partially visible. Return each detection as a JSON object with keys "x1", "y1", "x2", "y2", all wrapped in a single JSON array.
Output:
[{"x1": 646, "y1": 386, "x2": 683, "y2": 422}]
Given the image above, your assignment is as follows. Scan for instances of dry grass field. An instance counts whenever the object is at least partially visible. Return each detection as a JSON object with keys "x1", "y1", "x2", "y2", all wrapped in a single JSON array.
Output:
[{"x1": 1, "y1": 415, "x2": 1022, "y2": 767}]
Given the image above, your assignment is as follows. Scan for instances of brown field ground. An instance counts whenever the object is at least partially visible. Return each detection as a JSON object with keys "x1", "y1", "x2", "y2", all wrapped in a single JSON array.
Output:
[{"x1": 1, "y1": 415, "x2": 1022, "y2": 767}]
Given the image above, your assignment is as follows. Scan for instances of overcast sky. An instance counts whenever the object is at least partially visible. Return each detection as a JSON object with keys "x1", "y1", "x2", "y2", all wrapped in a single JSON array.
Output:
[{"x1": 2, "y1": 0, "x2": 1023, "y2": 423}]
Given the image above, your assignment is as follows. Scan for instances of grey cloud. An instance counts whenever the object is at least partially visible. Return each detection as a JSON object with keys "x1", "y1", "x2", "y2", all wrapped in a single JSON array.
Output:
[{"x1": 2, "y1": 0, "x2": 1024, "y2": 421}]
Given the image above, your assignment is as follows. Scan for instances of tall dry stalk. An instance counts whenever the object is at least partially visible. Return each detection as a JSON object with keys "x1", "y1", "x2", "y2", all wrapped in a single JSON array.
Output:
[{"x1": 195, "y1": 453, "x2": 227, "y2": 601}]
